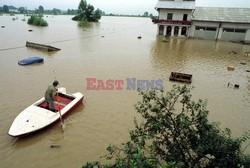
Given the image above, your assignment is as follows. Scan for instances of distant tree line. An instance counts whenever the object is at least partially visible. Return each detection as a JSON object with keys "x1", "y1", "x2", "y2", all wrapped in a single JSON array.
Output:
[
  {"x1": 0, "y1": 4, "x2": 155, "y2": 18},
  {"x1": 0, "y1": 5, "x2": 63, "y2": 15},
  {"x1": 104, "y1": 12, "x2": 155, "y2": 18}
]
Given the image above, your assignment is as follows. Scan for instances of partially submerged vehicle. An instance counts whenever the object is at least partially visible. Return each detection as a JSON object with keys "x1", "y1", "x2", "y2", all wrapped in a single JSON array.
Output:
[{"x1": 18, "y1": 57, "x2": 44, "y2": 66}]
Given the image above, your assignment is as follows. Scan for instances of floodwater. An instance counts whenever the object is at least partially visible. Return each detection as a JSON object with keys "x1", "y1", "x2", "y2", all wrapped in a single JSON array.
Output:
[{"x1": 0, "y1": 15, "x2": 250, "y2": 167}]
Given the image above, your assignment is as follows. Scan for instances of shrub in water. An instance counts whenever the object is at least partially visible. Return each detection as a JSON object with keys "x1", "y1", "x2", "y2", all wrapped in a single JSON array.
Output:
[{"x1": 27, "y1": 15, "x2": 48, "y2": 27}]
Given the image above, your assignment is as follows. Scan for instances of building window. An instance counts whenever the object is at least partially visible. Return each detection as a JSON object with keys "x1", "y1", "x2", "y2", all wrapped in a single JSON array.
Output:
[
  {"x1": 223, "y1": 28, "x2": 234, "y2": 32},
  {"x1": 206, "y1": 27, "x2": 217, "y2": 31},
  {"x1": 235, "y1": 29, "x2": 246, "y2": 33},
  {"x1": 195, "y1": 26, "x2": 205, "y2": 30},
  {"x1": 183, "y1": 14, "x2": 188, "y2": 21},
  {"x1": 167, "y1": 13, "x2": 173, "y2": 20},
  {"x1": 196, "y1": 26, "x2": 216, "y2": 31}
]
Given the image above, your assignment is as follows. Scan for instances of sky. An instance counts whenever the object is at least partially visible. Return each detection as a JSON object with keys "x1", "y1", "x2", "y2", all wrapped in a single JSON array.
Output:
[{"x1": 1, "y1": 0, "x2": 250, "y2": 15}]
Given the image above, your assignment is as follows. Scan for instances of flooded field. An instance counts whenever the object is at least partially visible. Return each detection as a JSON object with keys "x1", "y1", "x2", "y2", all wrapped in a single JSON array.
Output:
[{"x1": 0, "y1": 15, "x2": 250, "y2": 168}]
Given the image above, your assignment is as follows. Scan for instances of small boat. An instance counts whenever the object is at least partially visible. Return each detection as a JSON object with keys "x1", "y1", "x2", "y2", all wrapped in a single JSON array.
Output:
[
  {"x1": 8, "y1": 88, "x2": 84, "y2": 137},
  {"x1": 26, "y1": 41, "x2": 61, "y2": 52},
  {"x1": 18, "y1": 56, "x2": 44, "y2": 66},
  {"x1": 169, "y1": 72, "x2": 192, "y2": 83}
]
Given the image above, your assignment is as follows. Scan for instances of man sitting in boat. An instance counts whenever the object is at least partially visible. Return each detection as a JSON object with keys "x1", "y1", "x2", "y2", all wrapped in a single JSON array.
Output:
[{"x1": 45, "y1": 80, "x2": 59, "y2": 112}]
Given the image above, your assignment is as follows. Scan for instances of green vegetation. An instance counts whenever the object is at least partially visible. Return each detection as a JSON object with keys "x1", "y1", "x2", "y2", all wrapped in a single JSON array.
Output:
[
  {"x1": 82, "y1": 85, "x2": 250, "y2": 168},
  {"x1": 27, "y1": 15, "x2": 48, "y2": 27},
  {"x1": 2, "y1": 5, "x2": 9, "y2": 13},
  {"x1": 72, "y1": 0, "x2": 101, "y2": 26}
]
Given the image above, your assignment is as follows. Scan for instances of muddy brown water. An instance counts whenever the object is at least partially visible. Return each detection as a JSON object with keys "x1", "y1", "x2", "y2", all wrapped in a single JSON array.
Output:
[{"x1": 0, "y1": 15, "x2": 250, "y2": 167}]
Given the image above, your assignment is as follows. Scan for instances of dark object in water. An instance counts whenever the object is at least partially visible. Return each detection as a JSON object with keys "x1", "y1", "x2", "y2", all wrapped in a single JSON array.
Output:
[
  {"x1": 137, "y1": 36, "x2": 142, "y2": 39},
  {"x1": 246, "y1": 70, "x2": 250, "y2": 72},
  {"x1": 234, "y1": 84, "x2": 240, "y2": 89},
  {"x1": 26, "y1": 41, "x2": 61, "y2": 52},
  {"x1": 230, "y1": 41, "x2": 250, "y2": 45},
  {"x1": 50, "y1": 145, "x2": 60, "y2": 148},
  {"x1": 1, "y1": 26, "x2": 5, "y2": 28},
  {"x1": 169, "y1": 72, "x2": 192, "y2": 83},
  {"x1": 18, "y1": 57, "x2": 44, "y2": 66},
  {"x1": 28, "y1": 29, "x2": 33, "y2": 32},
  {"x1": 228, "y1": 51, "x2": 237, "y2": 54},
  {"x1": 162, "y1": 39, "x2": 169, "y2": 43},
  {"x1": 101, "y1": 36, "x2": 104, "y2": 38},
  {"x1": 240, "y1": 62, "x2": 246, "y2": 65}
]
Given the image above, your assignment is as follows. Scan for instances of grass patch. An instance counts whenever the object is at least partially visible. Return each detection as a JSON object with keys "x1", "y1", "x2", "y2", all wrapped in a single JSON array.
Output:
[{"x1": 27, "y1": 15, "x2": 48, "y2": 27}]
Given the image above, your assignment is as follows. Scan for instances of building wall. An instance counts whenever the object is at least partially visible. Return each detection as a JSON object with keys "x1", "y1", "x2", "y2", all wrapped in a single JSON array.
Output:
[
  {"x1": 159, "y1": 9, "x2": 193, "y2": 20},
  {"x1": 245, "y1": 30, "x2": 250, "y2": 42},
  {"x1": 189, "y1": 21, "x2": 250, "y2": 41}
]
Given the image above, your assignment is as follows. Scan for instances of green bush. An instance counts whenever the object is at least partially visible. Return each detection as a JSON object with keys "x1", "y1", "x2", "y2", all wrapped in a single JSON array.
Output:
[
  {"x1": 82, "y1": 85, "x2": 250, "y2": 168},
  {"x1": 27, "y1": 15, "x2": 48, "y2": 27}
]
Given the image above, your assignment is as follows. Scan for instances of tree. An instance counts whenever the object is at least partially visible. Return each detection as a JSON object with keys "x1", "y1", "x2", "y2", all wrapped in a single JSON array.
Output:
[
  {"x1": 143, "y1": 11, "x2": 149, "y2": 17},
  {"x1": 52, "y1": 8, "x2": 61, "y2": 15},
  {"x1": 3, "y1": 5, "x2": 9, "y2": 13},
  {"x1": 72, "y1": 0, "x2": 101, "y2": 23},
  {"x1": 18, "y1": 7, "x2": 26, "y2": 14},
  {"x1": 38, "y1": 5, "x2": 44, "y2": 13},
  {"x1": 82, "y1": 85, "x2": 250, "y2": 168}
]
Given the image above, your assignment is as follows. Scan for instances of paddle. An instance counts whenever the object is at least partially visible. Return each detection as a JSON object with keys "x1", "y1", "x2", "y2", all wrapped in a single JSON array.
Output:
[
  {"x1": 57, "y1": 100, "x2": 65, "y2": 131},
  {"x1": 53, "y1": 70, "x2": 65, "y2": 131}
]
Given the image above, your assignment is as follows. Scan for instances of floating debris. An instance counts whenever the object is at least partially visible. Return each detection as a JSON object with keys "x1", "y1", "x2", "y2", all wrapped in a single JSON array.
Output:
[
  {"x1": 234, "y1": 84, "x2": 240, "y2": 89},
  {"x1": 169, "y1": 72, "x2": 192, "y2": 83},
  {"x1": 1, "y1": 26, "x2": 5, "y2": 28},
  {"x1": 50, "y1": 145, "x2": 60, "y2": 149},
  {"x1": 245, "y1": 52, "x2": 250, "y2": 56},
  {"x1": 162, "y1": 39, "x2": 169, "y2": 43},
  {"x1": 137, "y1": 36, "x2": 142, "y2": 39},
  {"x1": 227, "y1": 66, "x2": 235, "y2": 71},
  {"x1": 228, "y1": 51, "x2": 237, "y2": 55},
  {"x1": 246, "y1": 70, "x2": 250, "y2": 72},
  {"x1": 26, "y1": 41, "x2": 61, "y2": 52},
  {"x1": 227, "y1": 83, "x2": 240, "y2": 89},
  {"x1": 240, "y1": 62, "x2": 246, "y2": 65},
  {"x1": 28, "y1": 29, "x2": 33, "y2": 32},
  {"x1": 101, "y1": 36, "x2": 104, "y2": 38}
]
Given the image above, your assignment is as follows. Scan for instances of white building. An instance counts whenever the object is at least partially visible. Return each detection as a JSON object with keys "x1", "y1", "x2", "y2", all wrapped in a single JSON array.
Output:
[
  {"x1": 153, "y1": 0, "x2": 250, "y2": 42},
  {"x1": 153, "y1": 0, "x2": 195, "y2": 37}
]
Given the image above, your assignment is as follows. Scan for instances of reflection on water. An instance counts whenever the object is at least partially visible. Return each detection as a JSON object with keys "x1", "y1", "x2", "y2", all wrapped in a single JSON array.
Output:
[{"x1": 0, "y1": 15, "x2": 250, "y2": 168}]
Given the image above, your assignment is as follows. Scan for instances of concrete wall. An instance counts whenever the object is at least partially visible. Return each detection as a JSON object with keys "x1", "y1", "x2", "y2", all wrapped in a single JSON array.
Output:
[
  {"x1": 194, "y1": 30, "x2": 217, "y2": 40},
  {"x1": 159, "y1": 9, "x2": 193, "y2": 20},
  {"x1": 245, "y1": 29, "x2": 250, "y2": 42},
  {"x1": 221, "y1": 32, "x2": 245, "y2": 41}
]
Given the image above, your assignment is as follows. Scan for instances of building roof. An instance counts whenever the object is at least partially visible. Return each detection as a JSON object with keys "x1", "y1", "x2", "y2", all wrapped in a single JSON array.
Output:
[
  {"x1": 192, "y1": 7, "x2": 250, "y2": 23},
  {"x1": 155, "y1": 0, "x2": 195, "y2": 10}
]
